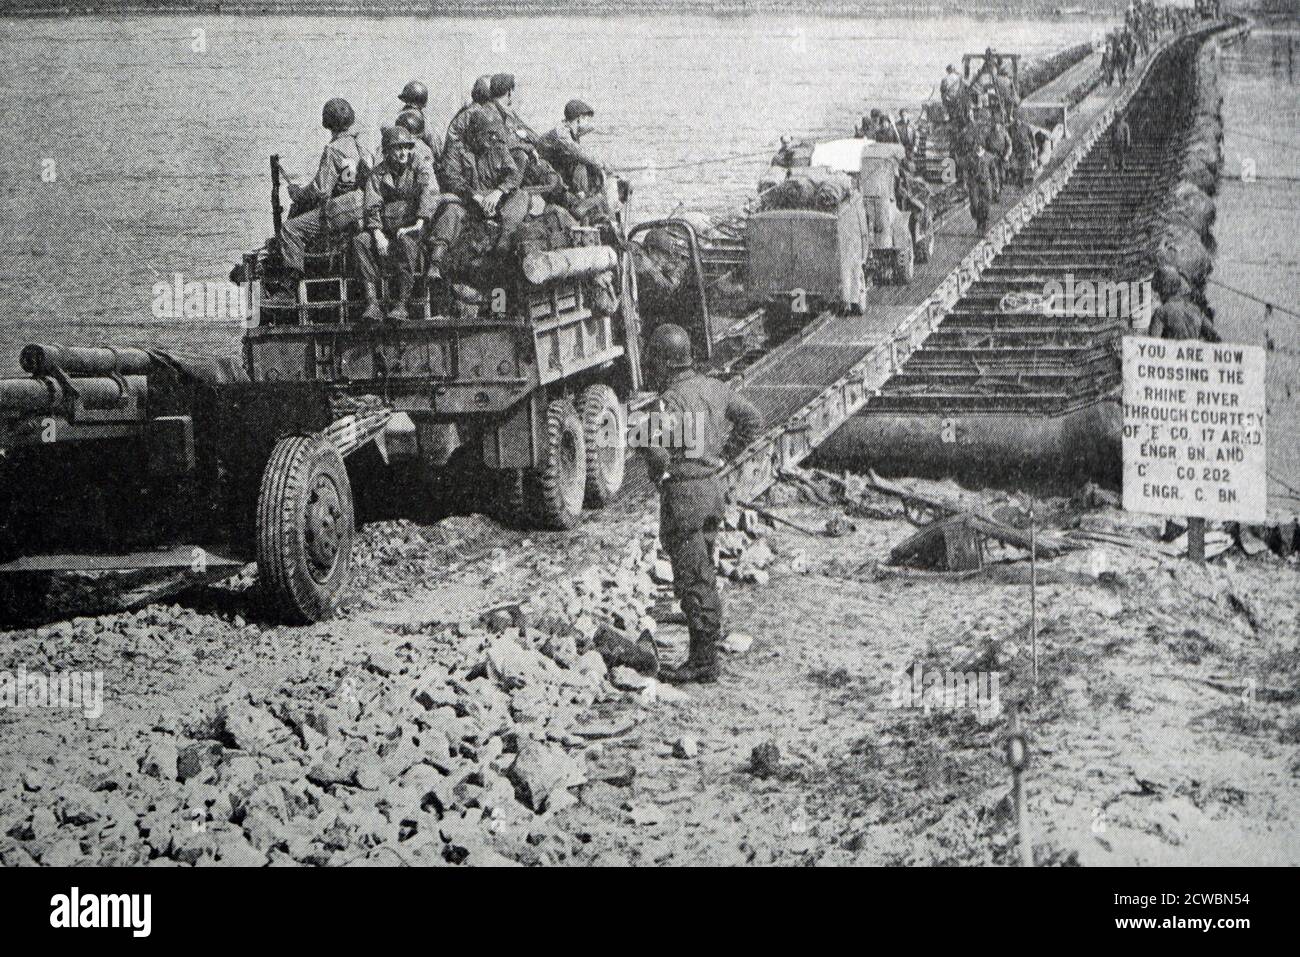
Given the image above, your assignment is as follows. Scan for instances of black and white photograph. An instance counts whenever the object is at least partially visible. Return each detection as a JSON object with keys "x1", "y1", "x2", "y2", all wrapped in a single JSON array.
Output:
[{"x1": 0, "y1": 0, "x2": 1295, "y2": 914}]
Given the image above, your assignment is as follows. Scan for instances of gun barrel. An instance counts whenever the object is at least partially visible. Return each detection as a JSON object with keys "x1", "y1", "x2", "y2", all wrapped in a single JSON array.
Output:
[
  {"x1": 20, "y1": 343, "x2": 155, "y2": 378},
  {"x1": 0, "y1": 375, "x2": 148, "y2": 416}
]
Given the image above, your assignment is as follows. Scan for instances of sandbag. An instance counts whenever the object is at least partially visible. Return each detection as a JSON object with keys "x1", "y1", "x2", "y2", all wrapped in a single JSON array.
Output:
[{"x1": 1155, "y1": 221, "x2": 1213, "y2": 288}]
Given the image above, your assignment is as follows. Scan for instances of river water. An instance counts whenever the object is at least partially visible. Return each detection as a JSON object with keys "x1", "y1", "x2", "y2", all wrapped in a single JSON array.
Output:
[
  {"x1": 1209, "y1": 22, "x2": 1300, "y2": 518},
  {"x1": 0, "y1": 12, "x2": 1105, "y2": 370}
]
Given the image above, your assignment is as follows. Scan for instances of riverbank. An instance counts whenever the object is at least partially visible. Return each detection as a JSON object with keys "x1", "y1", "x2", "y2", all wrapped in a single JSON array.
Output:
[{"x1": 1, "y1": 1, "x2": 1111, "y2": 19}]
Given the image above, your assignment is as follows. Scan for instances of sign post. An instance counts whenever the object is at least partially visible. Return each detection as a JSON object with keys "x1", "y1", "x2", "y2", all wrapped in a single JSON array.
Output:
[{"x1": 1122, "y1": 337, "x2": 1267, "y2": 556}]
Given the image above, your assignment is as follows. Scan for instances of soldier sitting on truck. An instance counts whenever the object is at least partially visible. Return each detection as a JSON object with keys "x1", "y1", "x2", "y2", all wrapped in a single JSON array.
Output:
[
  {"x1": 396, "y1": 109, "x2": 437, "y2": 170},
  {"x1": 277, "y1": 97, "x2": 370, "y2": 278},
  {"x1": 398, "y1": 80, "x2": 441, "y2": 161},
  {"x1": 429, "y1": 75, "x2": 493, "y2": 282},
  {"x1": 538, "y1": 99, "x2": 611, "y2": 216},
  {"x1": 351, "y1": 124, "x2": 437, "y2": 324},
  {"x1": 463, "y1": 108, "x2": 530, "y2": 252}
]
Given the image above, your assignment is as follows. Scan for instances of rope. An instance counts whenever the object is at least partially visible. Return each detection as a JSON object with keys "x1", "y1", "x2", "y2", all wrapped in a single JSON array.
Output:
[
  {"x1": 621, "y1": 148, "x2": 775, "y2": 174},
  {"x1": 1206, "y1": 277, "x2": 1300, "y2": 320}
]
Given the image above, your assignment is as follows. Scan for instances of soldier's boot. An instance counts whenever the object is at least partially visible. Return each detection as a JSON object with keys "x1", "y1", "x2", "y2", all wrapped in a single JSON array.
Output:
[
  {"x1": 359, "y1": 282, "x2": 385, "y2": 325},
  {"x1": 660, "y1": 630, "x2": 720, "y2": 685},
  {"x1": 425, "y1": 240, "x2": 448, "y2": 281},
  {"x1": 387, "y1": 273, "x2": 411, "y2": 323}
]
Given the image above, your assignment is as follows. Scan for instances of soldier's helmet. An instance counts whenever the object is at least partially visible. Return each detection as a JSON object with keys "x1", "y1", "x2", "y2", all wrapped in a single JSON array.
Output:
[
  {"x1": 396, "y1": 109, "x2": 426, "y2": 137},
  {"x1": 564, "y1": 98, "x2": 595, "y2": 122},
  {"x1": 471, "y1": 75, "x2": 492, "y2": 104},
  {"x1": 399, "y1": 80, "x2": 428, "y2": 108},
  {"x1": 648, "y1": 323, "x2": 694, "y2": 370},
  {"x1": 382, "y1": 124, "x2": 416, "y2": 152},
  {"x1": 322, "y1": 97, "x2": 355, "y2": 133}
]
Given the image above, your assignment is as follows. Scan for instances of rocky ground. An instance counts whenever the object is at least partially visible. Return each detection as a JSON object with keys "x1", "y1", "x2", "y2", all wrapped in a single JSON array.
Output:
[{"x1": 1, "y1": 471, "x2": 1298, "y2": 867}]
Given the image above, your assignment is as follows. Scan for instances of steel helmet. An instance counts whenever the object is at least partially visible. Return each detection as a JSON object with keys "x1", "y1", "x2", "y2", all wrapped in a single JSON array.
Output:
[
  {"x1": 648, "y1": 323, "x2": 693, "y2": 370},
  {"x1": 396, "y1": 109, "x2": 425, "y2": 136},
  {"x1": 382, "y1": 124, "x2": 416, "y2": 151},
  {"x1": 564, "y1": 98, "x2": 595, "y2": 122},
  {"x1": 321, "y1": 97, "x2": 355, "y2": 133},
  {"x1": 399, "y1": 80, "x2": 428, "y2": 108},
  {"x1": 471, "y1": 75, "x2": 492, "y2": 104}
]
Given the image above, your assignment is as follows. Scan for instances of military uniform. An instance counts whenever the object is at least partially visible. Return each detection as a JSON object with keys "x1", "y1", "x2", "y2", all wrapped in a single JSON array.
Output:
[
  {"x1": 968, "y1": 151, "x2": 997, "y2": 233},
  {"x1": 642, "y1": 368, "x2": 762, "y2": 682},
  {"x1": 351, "y1": 149, "x2": 437, "y2": 316},
  {"x1": 983, "y1": 123, "x2": 1012, "y2": 199},
  {"x1": 280, "y1": 130, "x2": 370, "y2": 274},
  {"x1": 1111, "y1": 118, "x2": 1132, "y2": 171}
]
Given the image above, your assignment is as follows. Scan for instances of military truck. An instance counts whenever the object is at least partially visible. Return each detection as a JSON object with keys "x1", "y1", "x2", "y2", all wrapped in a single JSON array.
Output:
[{"x1": 0, "y1": 165, "x2": 647, "y2": 625}]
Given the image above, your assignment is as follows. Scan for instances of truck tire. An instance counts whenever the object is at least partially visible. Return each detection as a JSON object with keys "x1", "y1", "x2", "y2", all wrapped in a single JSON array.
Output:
[
  {"x1": 256, "y1": 434, "x2": 354, "y2": 624},
  {"x1": 530, "y1": 398, "x2": 586, "y2": 530},
  {"x1": 580, "y1": 384, "x2": 625, "y2": 508}
]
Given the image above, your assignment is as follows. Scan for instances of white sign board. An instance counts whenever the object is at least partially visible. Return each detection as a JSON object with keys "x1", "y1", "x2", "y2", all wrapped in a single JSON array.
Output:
[{"x1": 1122, "y1": 337, "x2": 1266, "y2": 522}]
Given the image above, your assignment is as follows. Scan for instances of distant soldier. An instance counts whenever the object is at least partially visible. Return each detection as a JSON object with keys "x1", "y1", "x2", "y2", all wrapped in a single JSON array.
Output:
[
  {"x1": 1102, "y1": 40, "x2": 1116, "y2": 86},
  {"x1": 352, "y1": 124, "x2": 437, "y2": 324},
  {"x1": 940, "y1": 64, "x2": 966, "y2": 123},
  {"x1": 1148, "y1": 266, "x2": 1220, "y2": 341},
  {"x1": 1111, "y1": 115, "x2": 1132, "y2": 171},
  {"x1": 984, "y1": 121, "x2": 1013, "y2": 200},
  {"x1": 994, "y1": 64, "x2": 1019, "y2": 122},
  {"x1": 640, "y1": 323, "x2": 762, "y2": 685},
  {"x1": 896, "y1": 108, "x2": 918, "y2": 157},
  {"x1": 277, "y1": 97, "x2": 370, "y2": 276},
  {"x1": 398, "y1": 80, "x2": 441, "y2": 159},
  {"x1": 539, "y1": 98, "x2": 610, "y2": 201},
  {"x1": 952, "y1": 118, "x2": 982, "y2": 186},
  {"x1": 1010, "y1": 109, "x2": 1037, "y2": 185},
  {"x1": 968, "y1": 143, "x2": 996, "y2": 233}
]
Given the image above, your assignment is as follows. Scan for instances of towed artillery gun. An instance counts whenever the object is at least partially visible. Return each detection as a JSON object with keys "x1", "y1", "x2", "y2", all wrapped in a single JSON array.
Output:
[{"x1": 0, "y1": 164, "x2": 647, "y2": 625}]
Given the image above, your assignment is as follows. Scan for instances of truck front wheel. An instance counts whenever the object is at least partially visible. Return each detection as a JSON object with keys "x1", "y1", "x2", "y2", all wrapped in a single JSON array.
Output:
[
  {"x1": 256, "y1": 434, "x2": 354, "y2": 624},
  {"x1": 580, "y1": 384, "x2": 625, "y2": 508},
  {"x1": 530, "y1": 398, "x2": 587, "y2": 530}
]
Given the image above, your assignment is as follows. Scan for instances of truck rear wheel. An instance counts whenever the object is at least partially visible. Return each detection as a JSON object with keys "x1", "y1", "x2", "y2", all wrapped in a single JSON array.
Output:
[
  {"x1": 530, "y1": 398, "x2": 587, "y2": 530},
  {"x1": 256, "y1": 434, "x2": 354, "y2": 624},
  {"x1": 580, "y1": 384, "x2": 625, "y2": 508}
]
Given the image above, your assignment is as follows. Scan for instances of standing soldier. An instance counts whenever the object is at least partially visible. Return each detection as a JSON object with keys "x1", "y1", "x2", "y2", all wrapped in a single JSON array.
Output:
[
  {"x1": 1148, "y1": 266, "x2": 1220, "y2": 341},
  {"x1": 1010, "y1": 108, "x2": 1037, "y2": 186},
  {"x1": 640, "y1": 324, "x2": 762, "y2": 685},
  {"x1": 277, "y1": 97, "x2": 370, "y2": 277},
  {"x1": 968, "y1": 143, "x2": 996, "y2": 233},
  {"x1": 1111, "y1": 114, "x2": 1132, "y2": 171},
  {"x1": 398, "y1": 80, "x2": 441, "y2": 160},
  {"x1": 352, "y1": 124, "x2": 437, "y2": 324},
  {"x1": 896, "y1": 108, "x2": 918, "y2": 157},
  {"x1": 940, "y1": 64, "x2": 966, "y2": 123},
  {"x1": 984, "y1": 120, "x2": 1012, "y2": 200}
]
